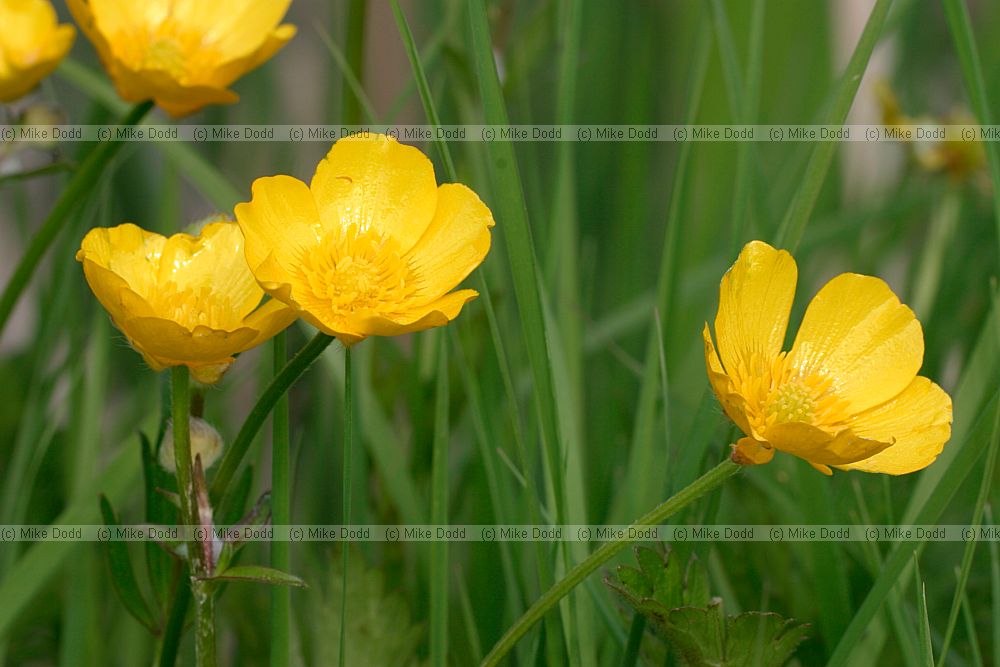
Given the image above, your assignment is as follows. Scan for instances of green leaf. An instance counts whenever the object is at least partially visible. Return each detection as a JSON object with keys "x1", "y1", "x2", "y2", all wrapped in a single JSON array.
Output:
[
  {"x1": 606, "y1": 546, "x2": 809, "y2": 666},
  {"x1": 141, "y1": 431, "x2": 176, "y2": 609},
  {"x1": 98, "y1": 495, "x2": 156, "y2": 632},
  {"x1": 306, "y1": 549, "x2": 423, "y2": 667},
  {"x1": 665, "y1": 603, "x2": 727, "y2": 664},
  {"x1": 209, "y1": 565, "x2": 306, "y2": 588},
  {"x1": 684, "y1": 555, "x2": 711, "y2": 609},
  {"x1": 725, "y1": 612, "x2": 811, "y2": 667}
]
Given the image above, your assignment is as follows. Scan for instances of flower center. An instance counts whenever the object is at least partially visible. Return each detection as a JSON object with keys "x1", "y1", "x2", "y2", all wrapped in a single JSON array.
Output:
[
  {"x1": 295, "y1": 225, "x2": 417, "y2": 325},
  {"x1": 731, "y1": 352, "x2": 851, "y2": 437},
  {"x1": 769, "y1": 379, "x2": 816, "y2": 424},
  {"x1": 143, "y1": 37, "x2": 188, "y2": 77}
]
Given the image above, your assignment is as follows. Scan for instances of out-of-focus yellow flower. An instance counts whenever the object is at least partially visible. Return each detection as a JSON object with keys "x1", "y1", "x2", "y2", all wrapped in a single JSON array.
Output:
[
  {"x1": 876, "y1": 82, "x2": 986, "y2": 181},
  {"x1": 67, "y1": 0, "x2": 295, "y2": 117},
  {"x1": 235, "y1": 133, "x2": 495, "y2": 347},
  {"x1": 0, "y1": 0, "x2": 75, "y2": 102},
  {"x1": 77, "y1": 219, "x2": 296, "y2": 383},
  {"x1": 704, "y1": 241, "x2": 952, "y2": 475}
]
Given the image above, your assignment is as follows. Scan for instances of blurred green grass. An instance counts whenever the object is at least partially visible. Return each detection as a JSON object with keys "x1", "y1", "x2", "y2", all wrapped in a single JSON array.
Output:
[{"x1": 1, "y1": 0, "x2": 1000, "y2": 665}]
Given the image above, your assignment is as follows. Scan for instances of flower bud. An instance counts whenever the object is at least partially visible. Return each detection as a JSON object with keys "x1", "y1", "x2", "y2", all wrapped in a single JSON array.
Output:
[{"x1": 159, "y1": 417, "x2": 224, "y2": 473}]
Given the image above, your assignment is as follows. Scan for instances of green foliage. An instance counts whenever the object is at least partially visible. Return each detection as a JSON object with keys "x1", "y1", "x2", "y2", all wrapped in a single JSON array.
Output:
[
  {"x1": 606, "y1": 546, "x2": 809, "y2": 667},
  {"x1": 303, "y1": 549, "x2": 423, "y2": 667}
]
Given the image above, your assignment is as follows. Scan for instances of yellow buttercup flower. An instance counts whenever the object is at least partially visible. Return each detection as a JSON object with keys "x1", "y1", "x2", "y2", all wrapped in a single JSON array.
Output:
[
  {"x1": 67, "y1": 0, "x2": 295, "y2": 117},
  {"x1": 235, "y1": 133, "x2": 495, "y2": 347},
  {"x1": 704, "y1": 241, "x2": 952, "y2": 475},
  {"x1": 77, "y1": 219, "x2": 296, "y2": 383},
  {"x1": 0, "y1": 0, "x2": 75, "y2": 102}
]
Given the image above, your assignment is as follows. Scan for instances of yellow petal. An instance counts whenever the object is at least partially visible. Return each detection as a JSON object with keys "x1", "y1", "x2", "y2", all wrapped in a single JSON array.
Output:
[
  {"x1": 122, "y1": 317, "x2": 257, "y2": 363},
  {"x1": 0, "y1": 1, "x2": 74, "y2": 102},
  {"x1": 731, "y1": 438, "x2": 775, "y2": 465},
  {"x1": 212, "y1": 24, "x2": 295, "y2": 87},
  {"x1": 310, "y1": 134, "x2": 439, "y2": 254},
  {"x1": 242, "y1": 299, "x2": 298, "y2": 349},
  {"x1": 765, "y1": 421, "x2": 892, "y2": 467},
  {"x1": 835, "y1": 377, "x2": 953, "y2": 474},
  {"x1": 110, "y1": 66, "x2": 239, "y2": 117},
  {"x1": 235, "y1": 175, "x2": 324, "y2": 280},
  {"x1": 156, "y1": 221, "x2": 263, "y2": 321},
  {"x1": 405, "y1": 183, "x2": 495, "y2": 303},
  {"x1": 361, "y1": 290, "x2": 478, "y2": 337},
  {"x1": 789, "y1": 273, "x2": 923, "y2": 414},
  {"x1": 170, "y1": 0, "x2": 291, "y2": 60},
  {"x1": 78, "y1": 223, "x2": 166, "y2": 299},
  {"x1": 714, "y1": 241, "x2": 797, "y2": 379},
  {"x1": 702, "y1": 324, "x2": 752, "y2": 436}
]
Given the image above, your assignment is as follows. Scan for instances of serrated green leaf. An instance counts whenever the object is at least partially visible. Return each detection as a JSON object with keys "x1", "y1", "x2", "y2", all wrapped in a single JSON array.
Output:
[
  {"x1": 684, "y1": 555, "x2": 711, "y2": 608},
  {"x1": 662, "y1": 548, "x2": 685, "y2": 609},
  {"x1": 666, "y1": 603, "x2": 727, "y2": 665},
  {"x1": 634, "y1": 545, "x2": 663, "y2": 582},
  {"x1": 726, "y1": 612, "x2": 810, "y2": 667},
  {"x1": 99, "y1": 495, "x2": 156, "y2": 632},
  {"x1": 615, "y1": 564, "x2": 652, "y2": 601},
  {"x1": 307, "y1": 549, "x2": 423, "y2": 667},
  {"x1": 209, "y1": 565, "x2": 306, "y2": 588}
]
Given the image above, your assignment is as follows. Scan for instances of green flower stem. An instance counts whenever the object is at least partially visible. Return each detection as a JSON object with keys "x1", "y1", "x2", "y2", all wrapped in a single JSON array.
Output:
[
  {"x1": 270, "y1": 331, "x2": 291, "y2": 667},
  {"x1": 0, "y1": 100, "x2": 153, "y2": 338},
  {"x1": 191, "y1": 578, "x2": 216, "y2": 667},
  {"x1": 338, "y1": 347, "x2": 353, "y2": 667},
  {"x1": 211, "y1": 331, "x2": 335, "y2": 504},
  {"x1": 480, "y1": 459, "x2": 742, "y2": 667},
  {"x1": 171, "y1": 366, "x2": 215, "y2": 667}
]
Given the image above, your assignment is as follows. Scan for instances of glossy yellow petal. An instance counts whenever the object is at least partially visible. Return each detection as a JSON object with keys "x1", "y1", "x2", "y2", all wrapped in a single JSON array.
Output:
[
  {"x1": 835, "y1": 377, "x2": 953, "y2": 474},
  {"x1": 405, "y1": 183, "x2": 495, "y2": 303},
  {"x1": 79, "y1": 258, "x2": 157, "y2": 328},
  {"x1": 765, "y1": 421, "x2": 891, "y2": 467},
  {"x1": 702, "y1": 324, "x2": 752, "y2": 436},
  {"x1": 241, "y1": 299, "x2": 298, "y2": 350},
  {"x1": 236, "y1": 175, "x2": 324, "y2": 279},
  {"x1": 789, "y1": 273, "x2": 923, "y2": 415},
  {"x1": 156, "y1": 221, "x2": 263, "y2": 322},
  {"x1": 714, "y1": 241, "x2": 797, "y2": 379},
  {"x1": 310, "y1": 134, "x2": 439, "y2": 254},
  {"x1": 122, "y1": 317, "x2": 257, "y2": 363},
  {"x1": 360, "y1": 290, "x2": 477, "y2": 336},
  {"x1": 78, "y1": 223, "x2": 166, "y2": 298}
]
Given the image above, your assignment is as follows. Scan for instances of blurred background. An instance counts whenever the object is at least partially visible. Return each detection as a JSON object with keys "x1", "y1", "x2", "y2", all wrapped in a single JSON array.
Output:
[{"x1": 1, "y1": 0, "x2": 999, "y2": 665}]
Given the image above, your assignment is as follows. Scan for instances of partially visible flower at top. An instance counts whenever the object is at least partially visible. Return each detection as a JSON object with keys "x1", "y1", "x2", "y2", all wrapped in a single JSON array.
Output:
[
  {"x1": 67, "y1": 0, "x2": 295, "y2": 117},
  {"x1": 877, "y1": 82, "x2": 986, "y2": 182},
  {"x1": 77, "y1": 219, "x2": 296, "y2": 383},
  {"x1": 704, "y1": 241, "x2": 952, "y2": 475},
  {"x1": 235, "y1": 133, "x2": 495, "y2": 347},
  {"x1": 0, "y1": 0, "x2": 75, "y2": 102}
]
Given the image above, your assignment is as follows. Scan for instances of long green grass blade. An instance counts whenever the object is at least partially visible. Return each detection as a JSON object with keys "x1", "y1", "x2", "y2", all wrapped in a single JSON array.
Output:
[
  {"x1": 774, "y1": 0, "x2": 894, "y2": 250},
  {"x1": 940, "y1": 0, "x2": 1000, "y2": 262}
]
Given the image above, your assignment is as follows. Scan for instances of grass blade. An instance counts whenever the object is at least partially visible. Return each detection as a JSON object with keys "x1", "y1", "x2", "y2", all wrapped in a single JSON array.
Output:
[
  {"x1": 430, "y1": 334, "x2": 450, "y2": 666},
  {"x1": 915, "y1": 557, "x2": 935, "y2": 667},
  {"x1": 940, "y1": 0, "x2": 1000, "y2": 262},
  {"x1": 935, "y1": 393, "x2": 1000, "y2": 666},
  {"x1": 774, "y1": 0, "x2": 894, "y2": 250}
]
